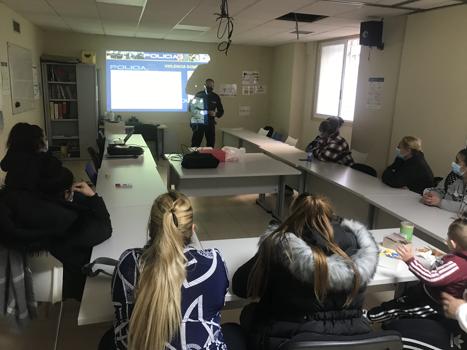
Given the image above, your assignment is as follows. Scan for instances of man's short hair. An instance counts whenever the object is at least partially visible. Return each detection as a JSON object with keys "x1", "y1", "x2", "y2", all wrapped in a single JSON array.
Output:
[{"x1": 205, "y1": 78, "x2": 214, "y2": 84}]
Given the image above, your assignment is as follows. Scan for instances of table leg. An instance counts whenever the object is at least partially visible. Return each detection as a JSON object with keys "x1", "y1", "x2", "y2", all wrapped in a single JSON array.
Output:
[
  {"x1": 368, "y1": 204, "x2": 377, "y2": 229},
  {"x1": 276, "y1": 175, "x2": 286, "y2": 220},
  {"x1": 238, "y1": 138, "x2": 243, "y2": 148},
  {"x1": 222, "y1": 131, "x2": 225, "y2": 146},
  {"x1": 155, "y1": 129, "x2": 160, "y2": 162},
  {"x1": 299, "y1": 171, "x2": 307, "y2": 193},
  {"x1": 161, "y1": 128, "x2": 165, "y2": 159},
  {"x1": 167, "y1": 165, "x2": 172, "y2": 191}
]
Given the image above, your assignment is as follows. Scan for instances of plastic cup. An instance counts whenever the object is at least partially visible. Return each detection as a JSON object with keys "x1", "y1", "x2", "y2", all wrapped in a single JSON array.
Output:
[{"x1": 400, "y1": 221, "x2": 414, "y2": 242}]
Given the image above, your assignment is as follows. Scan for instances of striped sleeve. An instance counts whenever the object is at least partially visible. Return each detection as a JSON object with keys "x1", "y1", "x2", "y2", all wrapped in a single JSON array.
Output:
[{"x1": 406, "y1": 258, "x2": 460, "y2": 287}]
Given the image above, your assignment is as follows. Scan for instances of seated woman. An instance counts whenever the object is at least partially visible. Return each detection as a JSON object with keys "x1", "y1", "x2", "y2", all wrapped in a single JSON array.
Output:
[
  {"x1": 305, "y1": 117, "x2": 354, "y2": 166},
  {"x1": 422, "y1": 148, "x2": 467, "y2": 213},
  {"x1": 232, "y1": 194, "x2": 379, "y2": 350},
  {"x1": 0, "y1": 166, "x2": 112, "y2": 300},
  {"x1": 382, "y1": 136, "x2": 434, "y2": 194},
  {"x1": 100, "y1": 191, "x2": 230, "y2": 350},
  {"x1": 0, "y1": 122, "x2": 61, "y2": 191}
]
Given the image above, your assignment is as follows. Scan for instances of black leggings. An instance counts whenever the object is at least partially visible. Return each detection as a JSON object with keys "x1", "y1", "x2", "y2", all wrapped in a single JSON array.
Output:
[
  {"x1": 98, "y1": 323, "x2": 248, "y2": 350},
  {"x1": 383, "y1": 318, "x2": 466, "y2": 350}
]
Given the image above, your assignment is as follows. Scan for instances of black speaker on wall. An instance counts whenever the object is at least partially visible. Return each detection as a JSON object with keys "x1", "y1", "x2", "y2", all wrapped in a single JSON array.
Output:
[{"x1": 360, "y1": 21, "x2": 384, "y2": 50}]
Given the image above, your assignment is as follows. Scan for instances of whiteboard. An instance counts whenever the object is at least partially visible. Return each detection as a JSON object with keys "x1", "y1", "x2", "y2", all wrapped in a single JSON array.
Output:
[{"x1": 7, "y1": 42, "x2": 34, "y2": 114}]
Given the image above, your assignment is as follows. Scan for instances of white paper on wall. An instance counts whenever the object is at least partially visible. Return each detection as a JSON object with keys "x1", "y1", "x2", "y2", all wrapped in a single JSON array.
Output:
[
  {"x1": 367, "y1": 77, "x2": 384, "y2": 110},
  {"x1": 219, "y1": 83, "x2": 237, "y2": 96},
  {"x1": 241, "y1": 71, "x2": 260, "y2": 85},
  {"x1": 242, "y1": 85, "x2": 254, "y2": 96},
  {"x1": 1, "y1": 62, "x2": 10, "y2": 96},
  {"x1": 239, "y1": 105, "x2": 251, "y2": 117}
]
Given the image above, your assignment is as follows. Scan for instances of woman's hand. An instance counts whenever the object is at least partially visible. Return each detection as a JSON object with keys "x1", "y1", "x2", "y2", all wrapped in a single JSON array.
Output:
[
  {"x1": 72, "y1": 182, "x2": 96, "y2": 197},
  {"x1": 422, "y1": 192, "x2": 441, "y2": 207},
  {"x1": 396, "y1": 244, "x2": 414, "y2": 262},
  {"x1": 441, "y1": 292, "x2": 465, "y2": 319}
]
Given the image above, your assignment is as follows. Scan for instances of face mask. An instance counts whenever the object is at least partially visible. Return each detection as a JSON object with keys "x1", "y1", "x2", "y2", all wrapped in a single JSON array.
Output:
[
  {"x1": 396, "y1": 148, "x2": 405, "y2": 159},
  {"x1": 451, "y1": 162, "x2": 465, "y2": 176}
]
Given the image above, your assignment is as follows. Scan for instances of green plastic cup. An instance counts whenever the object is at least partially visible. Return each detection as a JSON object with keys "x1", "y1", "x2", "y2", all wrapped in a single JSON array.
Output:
[{"x1": 400, "y1": 221, "x2": 414, "y2": 242}]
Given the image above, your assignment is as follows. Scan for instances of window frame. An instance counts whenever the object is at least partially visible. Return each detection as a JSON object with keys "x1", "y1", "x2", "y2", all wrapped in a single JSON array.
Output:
[{"x1": 313, "y1": 36, "x2": 360, "y2": 124}]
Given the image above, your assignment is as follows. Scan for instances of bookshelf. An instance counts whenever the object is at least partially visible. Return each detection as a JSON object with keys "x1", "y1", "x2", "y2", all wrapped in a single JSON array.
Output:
[{"x1": 42, "y1": 61, "x2": 98, "y2": 160}]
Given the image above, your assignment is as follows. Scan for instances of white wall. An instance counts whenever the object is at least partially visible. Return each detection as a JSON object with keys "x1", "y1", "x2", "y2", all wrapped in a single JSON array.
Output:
[
  {"x1": 351, "y1": 16, "x2": 407, "y2": 173},
  {"x1": 391, "y1": 6, "x2": 467, "y2": 176},
  {"x1": 0, "y1": 3, "x2": 44, "y2": 182},
  {"x1": 41, "y1": 30, "x2": 273, "y2": 151}
]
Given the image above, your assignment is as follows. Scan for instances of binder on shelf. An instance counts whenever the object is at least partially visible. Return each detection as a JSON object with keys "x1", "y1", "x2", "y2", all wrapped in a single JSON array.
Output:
[{"x1": 54, "y1": 104, "x2": 59, "y2": 120}]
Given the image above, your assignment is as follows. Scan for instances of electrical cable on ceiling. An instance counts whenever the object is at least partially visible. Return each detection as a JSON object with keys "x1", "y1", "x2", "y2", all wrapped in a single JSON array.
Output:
[{"x1": 215, "y1": 0, "x2": 234, "y2": 55}]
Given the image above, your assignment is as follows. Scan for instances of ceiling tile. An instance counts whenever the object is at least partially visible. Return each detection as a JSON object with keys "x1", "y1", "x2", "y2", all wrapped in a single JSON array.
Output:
[
  {"x1": 404, "y1": 0, "x2": 461, "y2": 9},
  {"x1": 299, "y1": 1, "x2": 363, "y2": 16},
  {"x1": 46, "y1": 0, "x2": 100, "y2": 19},
  {"x1": 1, "y1": 0, "x2": 54, "y2": 14},
  {"x1": 96, "y1": 0, "x2": 146, "y2": 6},
  {"x1": 235, "y1": 0, "x2": 320, "y2": 22},
  {"x1": 337, "y1": 6, "x2": 412, "y2": 19},
  {"x1": 20, "y1": 12, "x2": 71, "y2": 31},
  {"x1": 376, "y1": 0, "x2": 410, "y2": 5},
  {"x1": 96, "y1": 3, "x2": 143, "y2": 21},
  {"x1": 63, "y1": 17, "x2": 104, "y2": 34}
]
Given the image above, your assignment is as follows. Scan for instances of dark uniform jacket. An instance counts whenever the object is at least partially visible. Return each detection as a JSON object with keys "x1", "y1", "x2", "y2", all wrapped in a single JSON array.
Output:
[{"x1": 193, "y1": 90, "x2": 224, "y2": 124}]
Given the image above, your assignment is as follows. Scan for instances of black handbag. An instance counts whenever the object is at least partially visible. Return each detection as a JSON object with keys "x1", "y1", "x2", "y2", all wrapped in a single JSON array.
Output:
[
  {"x1": 107, "y1": 145, "x2": 144, "y2": 158},
  {"x1": 181, "y1": 152, "x2": 219, "y2": 169}
]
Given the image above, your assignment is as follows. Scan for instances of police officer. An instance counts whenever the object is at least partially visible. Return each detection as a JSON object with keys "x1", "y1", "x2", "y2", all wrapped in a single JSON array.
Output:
[{"x1": 190, "y1": 78, "x2": 224, "y2": 147}]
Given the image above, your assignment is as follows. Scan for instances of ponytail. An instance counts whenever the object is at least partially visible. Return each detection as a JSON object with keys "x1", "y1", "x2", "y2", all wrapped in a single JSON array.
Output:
[{"x1": 129, "y1": 192, "x2": 193, "y2": 350}]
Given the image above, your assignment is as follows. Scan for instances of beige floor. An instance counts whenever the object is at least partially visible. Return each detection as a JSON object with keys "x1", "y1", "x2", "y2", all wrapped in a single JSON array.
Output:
[{"x1": 0, "y1": 160, "x2": 393, "y2": 350}]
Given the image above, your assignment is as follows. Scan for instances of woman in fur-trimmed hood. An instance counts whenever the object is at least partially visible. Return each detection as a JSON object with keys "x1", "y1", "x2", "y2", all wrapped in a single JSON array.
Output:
[{"x1": 232, "y1": 194, "x2": 379, "y2": 350}]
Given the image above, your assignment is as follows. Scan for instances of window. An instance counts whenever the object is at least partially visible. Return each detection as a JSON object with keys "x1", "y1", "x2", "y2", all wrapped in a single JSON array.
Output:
[{"x1": 315, "y1": 38, "x2": 361, "y2": 121}]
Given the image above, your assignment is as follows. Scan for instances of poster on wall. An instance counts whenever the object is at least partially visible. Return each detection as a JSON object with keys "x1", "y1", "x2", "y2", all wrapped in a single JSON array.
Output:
[
  {"x1": 219, "y1": 83, "x2": 237, "y2": 96},
  {"x1": 32, "y1": 65, "x2": 40, "y2": 100},
  {"x1": 255, "y1": 84, "x2": 267, "y2": 94},
  {"x1": 242, "y1": 85, "x2": 255, "y2": 96},
  {"x1": 242, "y1": 70, "x2": 260, "y2": 85},
  {"x1": 239, "y1": 105, "x2": 251, "y2": 117},
  {"x1": 367, "y1": 77, "x2": 384, "y2": 110},
  {"x1": 1, "y1": 62, "x2": 10, "y2": 96}
]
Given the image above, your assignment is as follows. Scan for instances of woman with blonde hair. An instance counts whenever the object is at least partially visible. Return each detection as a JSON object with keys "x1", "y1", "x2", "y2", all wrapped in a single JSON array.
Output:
[
  {"x1": 101, "y1": 191, "x2": 230, "y2": 350},
  {"x1": 382, "y1": 136, "x2": 434, "y2": 194},
  {"x1": 232, "y1": 193, "x2": 379, "y2": 350}
]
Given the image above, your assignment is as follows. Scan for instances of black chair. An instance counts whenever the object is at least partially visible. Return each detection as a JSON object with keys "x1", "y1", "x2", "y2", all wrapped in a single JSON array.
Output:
[
  {"x1": 433, "y1": 176, "x2": 443, "y2": 186},
  {"x1": 279, "y1": 331, "x2": 402, "y2": 350},
  {"x1": 85, "y1": 161, "x2": 97, "y2": 186},
  {"x1": 87, "y1": 146, "x2": 101, "y2": 170},
  {"x1": 351, "y1": 163, "x2": 377, "y2": 178},
  {"x1": 134, "y1": 123, "x2": 160, "y2": 160},
  {"x1": 263, "y1": 125, "x2": 274, "y2": 138}
]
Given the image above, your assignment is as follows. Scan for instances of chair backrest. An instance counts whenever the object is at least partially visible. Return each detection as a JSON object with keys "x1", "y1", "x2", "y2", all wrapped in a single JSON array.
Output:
[
  {"x1": 30, "y1": 253, "x2": 63, "y2": 304},
  {"x1": 351, "y1": 149, "x2": 369, "y2": 164},
  {"x1": 279, "y1": 331, "x2": 402, "y2": 350},
  {"x1": 285, "y1": 136, "x2": 298, "y2": 147},
  {"x1": 85, "y1": 161, "x2": 98, "y2": 186},
  {"x1": 272, "y1": 132, "x2": 284, "y2": 142},
  {"x1": 351, "y1": 163, "x2": 377, "y2": 177},
  {"x1": 263, "y1": 125, "x2": 274, "y2": 137},
  {"x1": 87, "y1": 146, "x2": 100, "y2": 170},
  {"x1": 258, "y1": 128, "x2": 269, "y2": 136}
]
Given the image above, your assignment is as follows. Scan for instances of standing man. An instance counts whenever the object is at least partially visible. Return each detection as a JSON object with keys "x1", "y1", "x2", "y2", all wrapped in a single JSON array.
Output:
[{"x1": 189, "y1": 78, "x2": 224, "y2": 147}]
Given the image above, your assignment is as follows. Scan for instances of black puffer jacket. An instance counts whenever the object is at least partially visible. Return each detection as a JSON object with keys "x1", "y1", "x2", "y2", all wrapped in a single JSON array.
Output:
[
  {"x1": 0, "y1": 189, "x2": 112, "y2": 253},
  {"x1": 0, "y1": 150, "x2": 61, "y2": 191},
  {"x1": 232, "y1": 219, "x2": 379, "y2": 350},
  {"x1": 382, "y1": 152, "x2": 434, "y2": 194}
]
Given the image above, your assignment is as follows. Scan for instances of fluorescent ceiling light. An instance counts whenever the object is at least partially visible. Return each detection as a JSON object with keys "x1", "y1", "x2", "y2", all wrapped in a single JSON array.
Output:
[
  {"x1": 173, "y1": 24, "x2": 211, "y2": 32},
  {"x1": 96, "y1": 0, "x2": 146, "y2": 7}
]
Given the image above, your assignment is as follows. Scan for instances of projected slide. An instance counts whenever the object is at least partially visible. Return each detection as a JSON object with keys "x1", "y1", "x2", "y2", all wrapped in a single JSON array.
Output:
[{"x1": 106, "y1": 51, "x2": 210, "y2": 112}]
